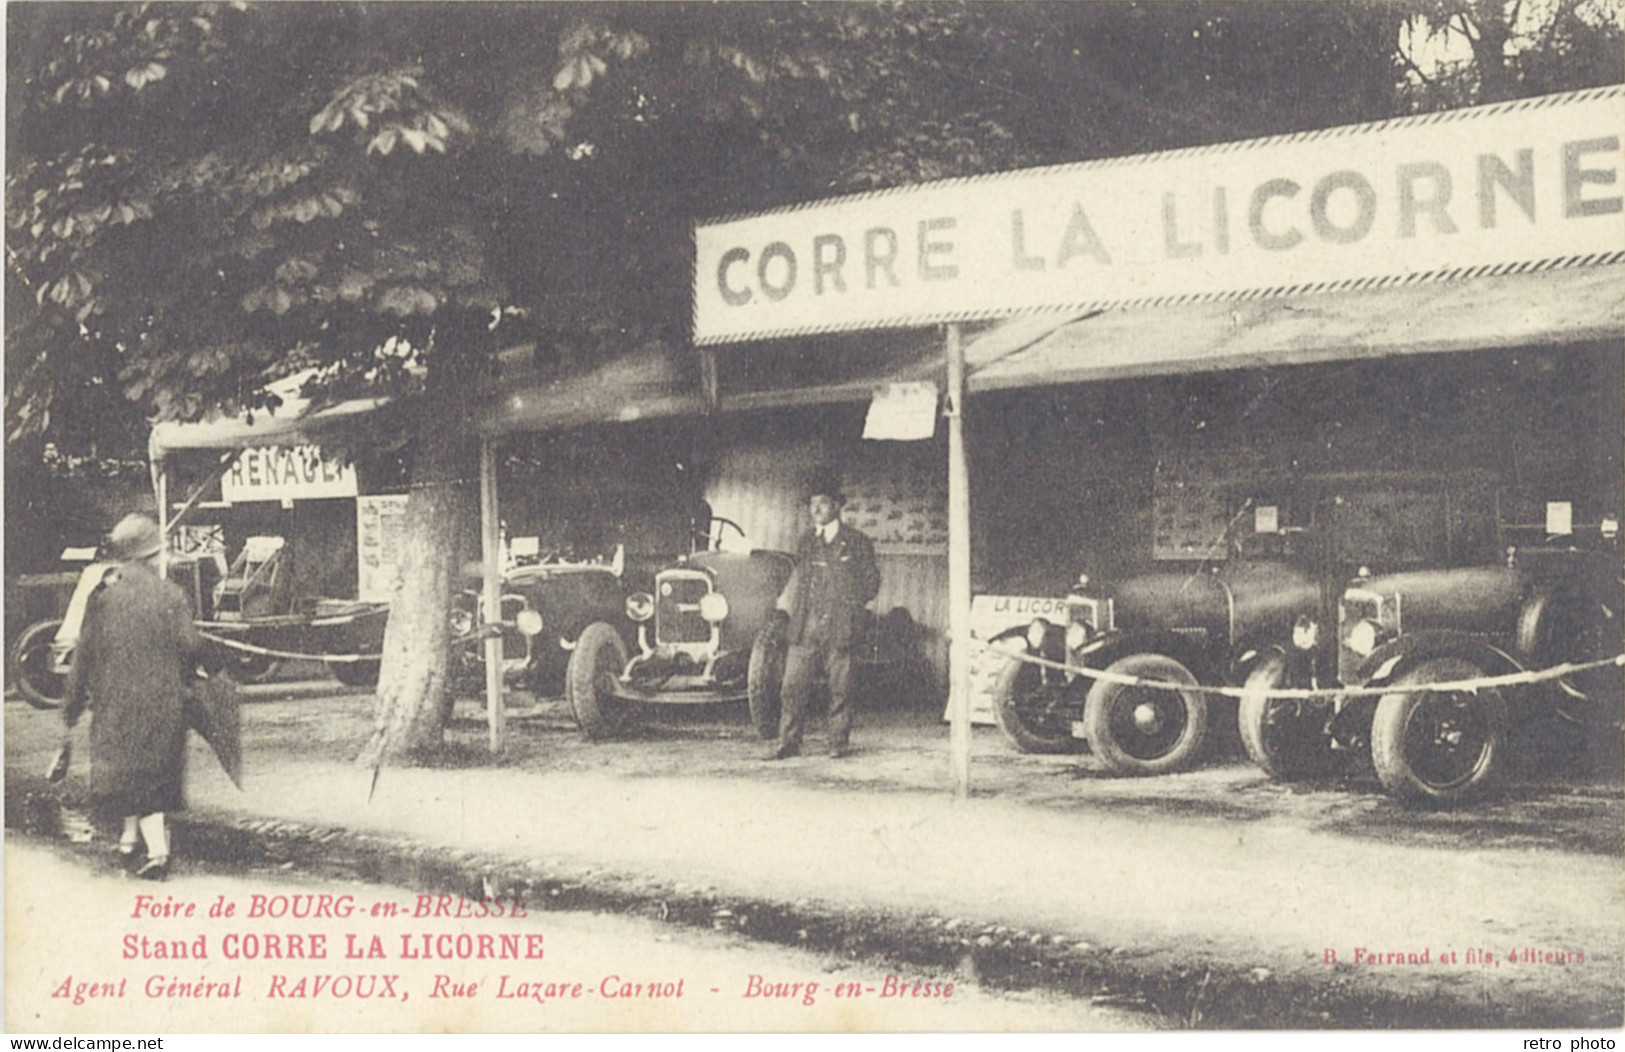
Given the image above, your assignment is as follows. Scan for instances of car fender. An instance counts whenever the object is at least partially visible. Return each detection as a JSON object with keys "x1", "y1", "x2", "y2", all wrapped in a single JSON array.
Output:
[
  {"x1": 1239, "y1": 644, "x2": 1323, "y2": 691},
  {"x1": 1357, "y1": 630, "x2": 1528, "y2": 690},
  {"x1": 1074, "y1": 630, "x2": 1216, "y2": 682}
]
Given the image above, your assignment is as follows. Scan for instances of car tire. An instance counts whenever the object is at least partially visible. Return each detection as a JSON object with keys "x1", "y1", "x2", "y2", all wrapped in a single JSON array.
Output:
[
  {"x1": 1081, "y1": 653, "x2": 1207, "y2": 775},
  {"x1": 9, "y1": 619, "x2": 67, "y2": 710},
  {"x1": 567, "y1": 622, "x2": 632, "y2": 741},
  {"x1": 224, "y1": 652, "x2": 283, "y2": 685},
  {"x1": 327, "y1": 658, "x2": 381, "y2": 689},
  {"x1": 1371, "y1": 656, "x2": 1507, "y2": 805},
  {"x1": 1238, "y1": 654, "x2": 1335, "y2": 780},
  {"x1": 992, "y1": 657, "x2": 1083, "y2": 754},
  {"x1": 747, "y1": 628, "x2": 785, "y2": 740}
]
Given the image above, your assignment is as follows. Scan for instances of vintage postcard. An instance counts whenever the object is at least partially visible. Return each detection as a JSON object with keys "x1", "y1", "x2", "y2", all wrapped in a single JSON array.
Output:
[{"x1": 5, "y1": 0, "x2": 1622, "y2": 1039}]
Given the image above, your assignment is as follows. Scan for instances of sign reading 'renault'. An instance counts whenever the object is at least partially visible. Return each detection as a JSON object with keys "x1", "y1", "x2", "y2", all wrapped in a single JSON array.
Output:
[
  {"x1": 221, "y1": 444, "x2": 358, "y2": 503},
  {"x1": 693, "y1": 88, "x2": 1625, "y2": 345}
]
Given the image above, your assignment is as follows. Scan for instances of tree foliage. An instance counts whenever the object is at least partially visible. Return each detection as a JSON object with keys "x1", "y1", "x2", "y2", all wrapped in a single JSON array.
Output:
[
  {"x1": 5, "y1": 1, "x2": 1419, "y2": 451},
  {"x1": 1396, "y1": 0, "x2": 1624, "y2": 108}
]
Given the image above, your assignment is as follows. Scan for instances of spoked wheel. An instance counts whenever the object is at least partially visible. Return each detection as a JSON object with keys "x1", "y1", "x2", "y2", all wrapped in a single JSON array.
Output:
[
  {"x1": 1082, "y1": 654, "x2": 1207, "y2": 775},
  {"x1": 566, "y1": 622, "x2": 634, "y2": 740},
  {"x1": 992, "y1": 657, "x2": 1083, "y2": 754},
  {"x1": 1371, "y1": 657, "x2": 1506, "y2": 805},
  {"x1": 1239, "y1": 655, "x2": 1335, "y2": 780},
  {"x1": 9, "y1": 620, "x2": 67, "y2": 710}
]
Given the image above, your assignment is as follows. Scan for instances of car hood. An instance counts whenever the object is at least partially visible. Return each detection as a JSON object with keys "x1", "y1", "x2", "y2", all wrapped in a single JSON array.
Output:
[{"x1": 1108, "y1": 561, "x2": 1320, "y2": 641}]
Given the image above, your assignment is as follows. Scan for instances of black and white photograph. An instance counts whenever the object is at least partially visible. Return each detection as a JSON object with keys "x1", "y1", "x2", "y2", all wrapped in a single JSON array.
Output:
[{"x1": 4, "y1": 0, "x2": 1623, "y2": 1038}]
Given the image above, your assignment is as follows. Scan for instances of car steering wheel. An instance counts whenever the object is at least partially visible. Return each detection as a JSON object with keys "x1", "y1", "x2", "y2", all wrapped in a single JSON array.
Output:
[{"x1": 694, "y1": 516, "x2": 746, "y2": 550}]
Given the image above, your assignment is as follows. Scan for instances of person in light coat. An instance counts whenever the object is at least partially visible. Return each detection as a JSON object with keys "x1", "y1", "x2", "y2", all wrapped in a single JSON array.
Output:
[{"x1": 64, "y1": 513, "x2": 201, "y2": 880}]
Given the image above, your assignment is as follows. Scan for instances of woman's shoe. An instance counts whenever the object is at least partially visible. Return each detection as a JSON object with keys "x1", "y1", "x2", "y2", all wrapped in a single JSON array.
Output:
[
  {"x1": 135, "y1": 857, "x2": 170, "y2": 881},
  {"x1": 117, "y1": 848, "x2": 141, "y2": 873}
]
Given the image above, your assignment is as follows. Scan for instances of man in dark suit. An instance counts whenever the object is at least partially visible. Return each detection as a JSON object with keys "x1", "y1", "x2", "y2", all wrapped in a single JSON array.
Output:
[{"x1": 767, "y1": 470, "x2": 881, "y2": 759}]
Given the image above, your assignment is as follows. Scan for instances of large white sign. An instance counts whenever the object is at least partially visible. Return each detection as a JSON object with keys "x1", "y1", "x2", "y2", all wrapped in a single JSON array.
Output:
[
  {"x1": 695, "y1": 88, "x2": 1625, "y2": 345},
  {"x1": 221, "y1": 444, "x2": 358, "y2": 503}
]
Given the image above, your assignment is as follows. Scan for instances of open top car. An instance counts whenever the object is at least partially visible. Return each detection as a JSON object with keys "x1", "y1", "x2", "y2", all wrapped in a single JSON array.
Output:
[
  {"x1": 563, "y1": 516, "x2": 923, "y2": 740},
  {"x1": 451, "y1": 555, "x2": 635, "y2": 698},
  {"x1": 564, "y1": 517, "x2": 795, "y2": 737}
]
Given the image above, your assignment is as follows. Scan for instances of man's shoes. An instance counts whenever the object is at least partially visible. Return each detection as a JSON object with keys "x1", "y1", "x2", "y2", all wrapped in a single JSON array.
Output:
[
  {"x1": 827, "y1": 741, "x2": 851, "y2": 759},
  {"x1": 764, "y1": 743, "x2": 800, "y2": 761},
  {"x1": 135, "y1": 857, "x2": 170, "y2": 882}
]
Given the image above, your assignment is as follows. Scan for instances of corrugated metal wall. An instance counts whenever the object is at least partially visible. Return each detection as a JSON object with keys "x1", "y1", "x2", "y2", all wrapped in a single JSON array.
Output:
[{"x1": 702, "y1": 410, "x2": 952, "y2": 696}]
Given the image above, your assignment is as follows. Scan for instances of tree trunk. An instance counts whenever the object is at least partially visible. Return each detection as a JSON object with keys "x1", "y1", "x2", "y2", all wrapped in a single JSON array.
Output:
[
  {"x1": 358, "y1": 333, "x2": 484, "y2": 766},
  {"x1": 1468, "y1": 0, "x2": 1517, "y2": 103}
]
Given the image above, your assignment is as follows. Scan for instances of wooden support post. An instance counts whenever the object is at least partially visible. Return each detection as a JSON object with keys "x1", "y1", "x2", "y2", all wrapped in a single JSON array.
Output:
[
  {"x1": 946, "y1": 323, "x2": 972, "y2": 798},
  {"x1": 480, "y1": 438, "x2": 505, "y2": 755},
  {"x1": 154, "y1": 459, "x2": 170, "y2": 578},
  {"x1": 164, "y1": 450, "x2": 237, "y2": 538},
  {"x1": 699, "y1": 348, "x2": 720, "y2": 413}
]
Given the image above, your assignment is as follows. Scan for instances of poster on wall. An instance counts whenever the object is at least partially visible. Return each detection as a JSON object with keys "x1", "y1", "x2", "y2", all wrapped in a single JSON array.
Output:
[
  {"x1": 356, "y1": 494, "x2": 409, "y2": 603},
  {"x1": 949, "y1": 594, "x2": 1074, "y2": 725}
]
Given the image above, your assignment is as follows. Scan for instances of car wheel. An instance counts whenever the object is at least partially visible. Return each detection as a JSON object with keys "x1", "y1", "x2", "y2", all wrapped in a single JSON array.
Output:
[
  {"x1": 9, "y1": 620, "x2": 67, "y2": 710},
  {"x1": 327, "y1": 658, "x2": 381, "y2": 689},
  {"x1": 992, "y1": 657, "x2": 1083, "y2": 754},
  {"x1": 224, "y1": 651, "x2": 283, "y2": 685},
  {"x1": 747, "y1": 628, "x2": 785, "y2": 740},
  {"x1": 1081, "y1": 653, "x2": 1207, "y2": 775},
  {"x1": 1371, "y1": 656, "x2": 1506, "y2": 805},
  {"x1": 567, "y1": 622, "x2": 632, "y2": 740},
  {"x1": 1238, "y1": 654, "x2": 1335, "y2": 780}
]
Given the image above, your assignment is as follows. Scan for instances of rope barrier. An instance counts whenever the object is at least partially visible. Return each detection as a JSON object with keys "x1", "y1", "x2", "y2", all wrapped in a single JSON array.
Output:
[
  {"x1": 975, "y1": 637, "x2": 1625, "y2": 701},
  {"x1": 198, "y1": 629, "x2": 378, "y2": 664}
]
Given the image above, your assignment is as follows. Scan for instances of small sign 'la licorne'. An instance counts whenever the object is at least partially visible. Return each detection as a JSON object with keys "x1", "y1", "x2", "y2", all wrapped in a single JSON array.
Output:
[
  {"x1": 222, "y1": 444, "x2": 357, "y2": 503},
  {"x1": 693, "y1": 88, "x2": 1624, "y2": 345}
]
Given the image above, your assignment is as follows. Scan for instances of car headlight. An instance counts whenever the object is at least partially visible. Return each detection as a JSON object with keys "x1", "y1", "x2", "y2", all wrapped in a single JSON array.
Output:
[
  {"x1": 449, "y1": 609, "x2": 475, "y2": 637},
  {"x1": 1345, "y1": 618, "x2": 1381, "y2": 657},
  {"x1": 1065, "y1": 622, "x2": 1089, "y2": 650},
  {"x1": 1292, "y1": 615, "x2": 1319, "y2": 651},
  {"x1": 625, "y1": 592, "x2": 655, "y2": 622},
  {"x1": 515, "y1": 608, "x2": 544, "y2": 637},
  {"x1": 699, "y1": 592, "x2": 729, "y2": 623},
  {"x1": 1025, "y1": 619, "x2": 1049, "y2": 650}
]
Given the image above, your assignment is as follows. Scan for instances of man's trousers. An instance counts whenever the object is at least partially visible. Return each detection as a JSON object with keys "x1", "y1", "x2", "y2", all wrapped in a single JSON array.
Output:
[{"x1": 777, "y1": 642, "x2": 853, "y2": 751}]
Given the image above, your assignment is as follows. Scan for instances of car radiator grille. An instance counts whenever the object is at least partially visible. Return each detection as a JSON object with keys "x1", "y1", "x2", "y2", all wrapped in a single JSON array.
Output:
[{"x1": 656, "y1": 574, "x2": 711, "y2": 644}]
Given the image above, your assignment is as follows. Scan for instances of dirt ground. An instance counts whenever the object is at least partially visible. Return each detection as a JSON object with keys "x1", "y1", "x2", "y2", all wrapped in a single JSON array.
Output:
[
  {"x1": 6, "y1": 677, "x2": 1623, "y2": 1028},
  {"x1": 239, "y1": 671, "x2": 1624, "y2": 859}
]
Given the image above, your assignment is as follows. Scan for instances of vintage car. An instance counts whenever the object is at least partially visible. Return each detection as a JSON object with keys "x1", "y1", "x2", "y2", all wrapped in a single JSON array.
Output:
[
  {"x1": 564, "y1": 517, "x2": 923, "y2": 739},
  {"x1": 1239, "y1": 542, "x2": 1623, "y2": 803},
  {"x1": 449, "y1": 557, "x2": 632, "y2": 697},
  {"x1": 7, "y1": 545, "x2": 103, "y2": 708},
  {"x1": 25, "y1": 549, "x2": 391, "y2": 701},
  {"x1": 991, "y1": 559, "x2": 1320, "y2": 774},
  {"x1": 565, "y1": 516, "x2": 795, "y2": 738}
]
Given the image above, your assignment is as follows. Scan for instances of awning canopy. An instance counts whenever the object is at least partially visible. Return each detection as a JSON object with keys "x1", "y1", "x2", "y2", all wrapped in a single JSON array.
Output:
[
  {"x1": 475, "y1": 329, "x2": 954, "y2": 437},
  {"x1": 475, "y1": 265, "x2": 1622, "y2": 438},
  {"x1": 148, "y1": 370, "x2": 395, "y2": 459},
  {"x1": 964, "y1": 264, "x2": 1625, "y2": 392}
]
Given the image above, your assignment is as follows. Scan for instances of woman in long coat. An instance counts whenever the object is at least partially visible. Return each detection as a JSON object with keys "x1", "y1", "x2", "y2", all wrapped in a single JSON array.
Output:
[{"x1": 64, "y1": 514, "x2": 201, "y2": 880}]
